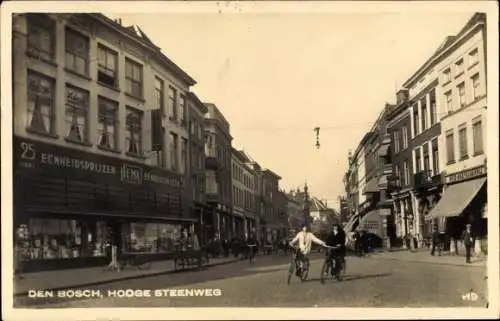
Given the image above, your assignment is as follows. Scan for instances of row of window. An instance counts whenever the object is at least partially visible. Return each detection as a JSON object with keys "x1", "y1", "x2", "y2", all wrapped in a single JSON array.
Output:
[
  {"x1": 413, "y1": 139, "x2": 440, "y2": 176},
  {"x1": 393, "y1": 161, "x2": 410, "y2": 188},
  {"x1": 28, "y1": 15, "x2": 188, "y2": 127},
  {"x1": 442, "y1": 48, "x2": 479, "y2": 84},
  {"x1": 27, "y1": 70, "x2": 190, "y2": 174},
  {"x1": 393, "y1": 126, "x2": 409, "y2": 154},
  {"x1": 443, "y1": 73, "x2": 481, "y2": 115},
  {"x1": 205, "y1": 135, "x2": 231, "y2": 169},
  {"x1": 445, "y1": 119, "x2": 484, "y2": 164},
  {"x1": 232, "y1": 163, "x2": 254, "y2": 189},
  {"x1": 412, "y1": 89, "x2": 437, "y2": 138},
  {"x1": 232, "y1": 185, "x2": 255, "y2": 211}
]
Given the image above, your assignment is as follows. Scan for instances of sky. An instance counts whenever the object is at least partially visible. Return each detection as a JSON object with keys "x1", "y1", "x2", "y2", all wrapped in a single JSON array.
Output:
[{"x1": 108, "y1": 10, "x2": 475, "y2": 209}]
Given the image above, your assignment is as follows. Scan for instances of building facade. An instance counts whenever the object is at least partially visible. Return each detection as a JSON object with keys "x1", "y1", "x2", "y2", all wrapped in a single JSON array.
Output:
[
  {"x1": 359, "y1": 105, "x2": 394, "y2": 248},
  {"x1": 386, "y1": 89, "x2": 416, "y2": 246},
  {"x1": 186, "y1": 92, "x2": 208, "y2": 244},
  {"x1": 431, "y1": 13, "x2": 487, "y2": 254},
  {"x1": 258, "y1": 169, "x2": 282, "y2": 244},
  {"x1": 231, "y1": 148, "x2": 256, "y2": 238},
  {"x1": 204, "y1": 103, "x2": 233, "y2": 241},
  {"x1": 13, "y1": 13, "x2": 198, "y2": 271}
]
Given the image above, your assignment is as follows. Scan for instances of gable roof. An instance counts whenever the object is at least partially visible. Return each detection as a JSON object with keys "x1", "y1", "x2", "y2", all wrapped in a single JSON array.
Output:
[
  {"x1": 91, "y1": 13, "x2": 197, "y2": 86},
  {"x1": 402, "y1": 12, "x2": 486, "y2": 88}
]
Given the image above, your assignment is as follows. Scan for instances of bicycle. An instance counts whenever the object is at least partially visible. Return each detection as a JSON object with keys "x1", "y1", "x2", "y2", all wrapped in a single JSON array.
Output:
[
  {"x1": 287, "y1": 245, "x2": 313, "y2": 284},
  {"x1": 320, "y1": 245, "x2": 346, "y2": 284}
]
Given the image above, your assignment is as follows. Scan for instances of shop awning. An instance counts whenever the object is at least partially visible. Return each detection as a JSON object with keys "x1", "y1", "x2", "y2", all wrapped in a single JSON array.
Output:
[
  {"x1": 355, "y1": 210, "x2": 383, "y2": 238},
  {"x1": 344, "y1": 214, "x2": 359, "y2": 232},
  {"x1": 363, "y1": 178, "x2": 379, "y2": 194},
  {"x1": 428, "y1": 178, "x2": 486, "y2": 218},
  {"x1": 377, "y1": 198, "x2": 393, "y2": 209}
]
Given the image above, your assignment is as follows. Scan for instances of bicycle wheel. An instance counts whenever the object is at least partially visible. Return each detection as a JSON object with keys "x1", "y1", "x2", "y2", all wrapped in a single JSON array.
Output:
[
  {"x1": 320, "y1": 261, "x2": 328, "y2": 284},
  {"x1": 300, "y1": 261, "x2": 309, "y2": 282},
  {"x1": 287, "y1": 262, "x2": 294, "y2": 285}
]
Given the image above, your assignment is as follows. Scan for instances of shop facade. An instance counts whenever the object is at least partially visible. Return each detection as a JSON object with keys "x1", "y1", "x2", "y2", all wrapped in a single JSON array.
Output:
[
  {"x1": 427, "y1": 165, "x2": 487, "y2": 254},
  {"x1": 13, "y1": 136, "x2": 196, "y2": 272}
]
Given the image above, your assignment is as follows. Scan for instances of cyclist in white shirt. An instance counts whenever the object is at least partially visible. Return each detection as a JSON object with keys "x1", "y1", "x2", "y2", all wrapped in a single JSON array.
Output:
[{"x1": 289, "y1": 225, "x2": 327, "y2": 273}]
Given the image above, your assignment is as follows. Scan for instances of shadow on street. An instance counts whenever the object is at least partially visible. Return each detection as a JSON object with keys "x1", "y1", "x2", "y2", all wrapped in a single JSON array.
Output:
[
  {"x1": 14, "y1": 254, "x2": 312, "y2": 308},
  {"x1": 304, "y1": 272, "x2": 392, "y2": 284}
]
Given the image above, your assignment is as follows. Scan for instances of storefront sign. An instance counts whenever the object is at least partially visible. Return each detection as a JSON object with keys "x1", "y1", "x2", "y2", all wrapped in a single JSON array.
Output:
[
  {"x1": 357, "y1": 211, "x2": 383, "y2": 237},
  {"x1": 14, "y1": 136, "x2": 182, "y2": 189},
  {"x1": 445, "y1": 165, "x2": 487, "y2": 185}
]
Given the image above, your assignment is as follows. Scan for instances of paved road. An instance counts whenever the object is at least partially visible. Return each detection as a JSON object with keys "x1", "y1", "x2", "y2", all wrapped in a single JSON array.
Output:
[{"x1": 17, "y1": 253, "x2": 487, "y2": 308}]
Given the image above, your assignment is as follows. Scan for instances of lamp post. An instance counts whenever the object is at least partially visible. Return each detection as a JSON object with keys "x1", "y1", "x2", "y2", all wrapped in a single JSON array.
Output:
[{"x1": 303, "y1": 183, "x2": 311, "y2": 229}]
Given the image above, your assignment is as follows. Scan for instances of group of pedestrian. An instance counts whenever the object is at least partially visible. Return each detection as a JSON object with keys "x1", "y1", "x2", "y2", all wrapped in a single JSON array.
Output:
[{"x1": 430, "y1": 223, "x2": 474, "y2": 264}]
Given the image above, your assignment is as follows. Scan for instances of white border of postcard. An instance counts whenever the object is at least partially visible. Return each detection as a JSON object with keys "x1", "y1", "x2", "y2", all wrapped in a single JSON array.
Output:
[{"x1": 2, "y1": 1, "x2": 499, "y2": 320}]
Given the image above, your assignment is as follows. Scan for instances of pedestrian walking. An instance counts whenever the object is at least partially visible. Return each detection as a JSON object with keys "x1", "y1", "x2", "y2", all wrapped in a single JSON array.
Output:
[
  {"x1": 461, "y1": 224, "x2": 474, "y2": 264},
  {"x1": 430, "y1": 226, "x2": 441, "y2": 256}
]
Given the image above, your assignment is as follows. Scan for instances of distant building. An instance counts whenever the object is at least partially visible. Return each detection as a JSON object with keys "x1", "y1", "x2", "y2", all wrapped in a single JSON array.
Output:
[
  {"x1": 204, "y1": 103, "x2": 233, "y2": 240},
  {"x1": 231, "y1": 148, "x2": 257, "y2": 238},
  {"x1": 186, "y1": 92, "x2": 209, "y2": 244}
]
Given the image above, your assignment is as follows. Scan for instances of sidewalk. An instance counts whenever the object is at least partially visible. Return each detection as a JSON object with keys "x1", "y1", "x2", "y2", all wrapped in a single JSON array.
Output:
[
  {"x1": 367, "y1": 248, "x2": 487, "y2": 267},
  {"x1": 14, "y1": 256, "x2": 240, "y2": 296}
]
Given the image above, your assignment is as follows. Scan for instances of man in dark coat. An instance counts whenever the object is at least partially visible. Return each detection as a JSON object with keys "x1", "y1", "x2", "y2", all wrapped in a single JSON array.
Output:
[
  {"x1": 430, "y1": 225, "x2": 441, "y2": 256},
  {"x1": 325, "y1": 224, "x2": 347, "y2": 277},
  {"x1": 461, "y1": 224, "x2": 474, "y2": 264}
]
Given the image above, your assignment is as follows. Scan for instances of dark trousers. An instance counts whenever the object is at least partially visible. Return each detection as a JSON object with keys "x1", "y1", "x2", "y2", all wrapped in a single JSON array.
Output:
[
  {"x1": 465, "y1": 245, "x2": 472, "y2": 263},
  {"x1": 430, "y1": 241, "x2": 442, "y2": 256}
]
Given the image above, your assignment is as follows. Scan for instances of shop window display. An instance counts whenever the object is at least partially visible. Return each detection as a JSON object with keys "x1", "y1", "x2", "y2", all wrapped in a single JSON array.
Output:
[
  {"x1": 122, "y1": 222, "x2": 182, "y2": 253},
  {"x1": 16, "y1": 218, "x2": 108, "y2": 261}
]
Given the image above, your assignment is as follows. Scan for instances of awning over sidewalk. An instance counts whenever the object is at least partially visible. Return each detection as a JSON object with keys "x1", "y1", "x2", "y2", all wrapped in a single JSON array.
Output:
[
  {"x1": 363, "y1": 178, "x2": 379, "y2": 194},
  {"x1": 344, "y1": 214, "x2": 359, "y2": 232},
  {"x1": 428, "y1": 178, "x2": 486, "y2": 218},
  {"x1": 355, "y1": 210, "x2": 383, "y2": 238}
]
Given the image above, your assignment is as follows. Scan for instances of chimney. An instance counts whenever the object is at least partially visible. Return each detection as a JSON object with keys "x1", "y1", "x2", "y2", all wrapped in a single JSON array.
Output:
[
  {"x1": 396, "y1": 89, "x2": 409, "y2": 105},
  {"x1": 348, "y1": 149, "x2": 353, "y2": 163},
  {"x1": 115, "y1": 18, "x2": 122, "y2": 25}
]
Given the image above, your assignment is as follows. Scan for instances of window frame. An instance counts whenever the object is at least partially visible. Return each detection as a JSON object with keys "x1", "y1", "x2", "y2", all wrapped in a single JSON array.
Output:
[
  {"x1": 468, "y1": 48, "x2": 479, "y2": 67},
  {"x1": 154, "y1": 76, "x2": 165, "y2": 115},
  {"x1": 457, "y1": 82, "x2": 466, "y2": 108},
  {"x1": 65, "y1": 27, "x2": 90, "y2": 76},
  {"x1": 97, "y1": 44, "x2": 119, "y2": 88},
  {"x1": 65, "y1": 84, "x2": 90, "y2": 144},
  {"x1": 97, "y1": 96, "x2": 119, "y2": 151},
  {"x1": 125, "y1": 58, "x2": 144, "y2": 99},
  {"x1": 471, "y1": 73, "x2": 480, "y2": 99},
  {"x1": 180, "y1": 137, "x2": 188, "y2": 174},
  {"x1": 125, "y1": 106, "x2": 143, "y2": 156},
  {"x1": 27, "y1": 14, "x2": 56, "y2": 62},
  {"x1": 179, "y1": 94, "x2": 187, "y2": 126},
  {"x1": 445, "y1": 130, "x2": 455, "y2": 164},
  {"x1": 168, "y1": 86, "x2": 178, "y2": 122},
  {"x1": 458, "y1": 124, "x2": 468, "y2": 160},
  {"x1": 472, "y1": 118, "x2": 484, "y2": 155},
  {"x1": 26, "y1": 71, "x2": 56, "y2": 136},
  {"x1": 445, "y1": 90, "x2": 453, "y2": 114},
  {"x1": 169, "y1": 132, "x2": 179, "y2": 171}
]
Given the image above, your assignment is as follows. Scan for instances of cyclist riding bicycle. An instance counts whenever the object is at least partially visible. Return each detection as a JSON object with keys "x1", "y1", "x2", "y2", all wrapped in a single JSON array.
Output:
[
  {"x1": 325, "y1": 223, "x2": 346, "y2": 277},
  {"x1": 289, "y1": 224, "x2": 327, "y2": 274}
]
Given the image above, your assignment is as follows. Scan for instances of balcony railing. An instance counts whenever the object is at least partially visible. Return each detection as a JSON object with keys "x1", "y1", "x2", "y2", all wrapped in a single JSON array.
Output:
[{"x1": 414, "y1": 170, "x2": 442, "y2": 189}]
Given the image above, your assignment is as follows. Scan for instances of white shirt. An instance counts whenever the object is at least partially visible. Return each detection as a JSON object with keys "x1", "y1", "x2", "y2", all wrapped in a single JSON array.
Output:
[{"x1": 290, "y1": 231, "x2": 325, "y2": 255}]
